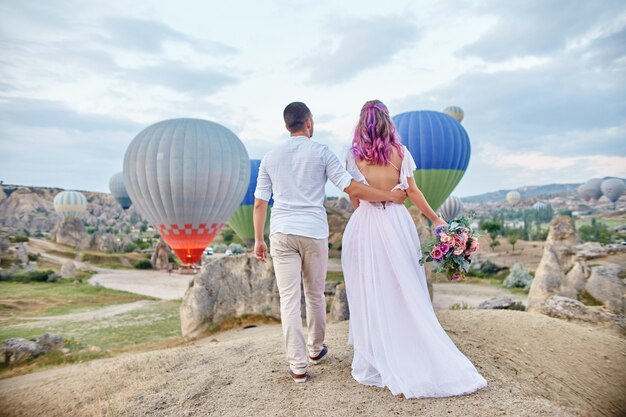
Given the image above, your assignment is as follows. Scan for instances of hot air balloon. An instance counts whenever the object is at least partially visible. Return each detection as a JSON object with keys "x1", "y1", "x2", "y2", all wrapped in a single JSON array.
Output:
[
  {"x1": 227, "y1": 159, "x2": 272, "y2": 246},
  {"x1": 600, "y1": 178, "x2": 625, "y2": 203},
  {"x1": 506, "y1": 191, "x2": 521, "y2": 205},
  {"x1": 109, "y1": 172, "x2": 132, "y2": 210},
  {"x1": 584, "y1": 178, "x2": 603, "y2": 201},
  {"x1": 392, "y1": 111, "x2": 470, "y2": 212},
  {"x1": 123, "y1": 118, "x2": 250, "y2": 264},
  {"x1": 53, "y1": 190, "x2": 87, "y2": 218},
  {"x1": 533, "y1": 202, "x2": 547, "y2": 211},
  {"x1": 439, "y1": 196, "x2": 463, "y2": 221},
  {"x1": 577, "y1": 184, "x2": 591, "y2": 202},
  {"x1": 442, "y1": 106, "x2": 464, "y2": 123}
]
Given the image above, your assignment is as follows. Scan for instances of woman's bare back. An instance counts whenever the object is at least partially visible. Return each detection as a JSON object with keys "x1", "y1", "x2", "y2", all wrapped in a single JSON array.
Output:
[{"x1": 355, "y1": 147, "x2": 403, "y2": 191}]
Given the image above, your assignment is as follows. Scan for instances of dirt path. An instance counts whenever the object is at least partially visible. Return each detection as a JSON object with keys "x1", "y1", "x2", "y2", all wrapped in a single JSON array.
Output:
[
  {"x1": 1, "y1": 310, "x2": 624, "y2": 416},
  {"x1": 89, "y1": 269, "x2": 191, "y2": 300},
  {"x1": 432, "y1": 283, "x2": 526, "y2": 310}
]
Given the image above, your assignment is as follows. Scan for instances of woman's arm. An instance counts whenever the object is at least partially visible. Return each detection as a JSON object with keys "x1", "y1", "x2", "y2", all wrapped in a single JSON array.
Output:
[{"x1": 405, "y1": 177, "x2": 446, "y2": 227}]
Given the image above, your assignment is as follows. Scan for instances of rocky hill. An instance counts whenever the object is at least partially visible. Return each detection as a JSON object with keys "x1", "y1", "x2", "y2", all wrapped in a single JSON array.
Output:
[{"x1": 461, "y1": 183, "x2": 583, "y2": 203}]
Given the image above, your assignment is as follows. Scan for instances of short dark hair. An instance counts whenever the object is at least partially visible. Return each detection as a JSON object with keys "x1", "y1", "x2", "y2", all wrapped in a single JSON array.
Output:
[{"x1": 283, "y1": 102, "x2": 312, "y2": 132}]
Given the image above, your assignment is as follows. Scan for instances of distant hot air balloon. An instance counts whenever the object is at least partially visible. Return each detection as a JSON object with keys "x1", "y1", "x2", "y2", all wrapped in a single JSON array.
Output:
[
  {"x1": 442, "y1": 106, "x2": 464, "y2": 123},
  {"x1": 123, "y1": 118, "x2": 250, "y2": 264},
  {"x1": 577, "y1": 184, "x2": 591, "y2": 202},
  {"x1": 228, "y1": 159, "x2": 272, "y2": 246},
  {"x1": 53, "y1": 190, "x2": 87, "y2": 218},
  {"x1": 506, "y1": 191, "x2": 521, "y2": 205},
  {"x1": 109, "y1": 172, "x2": 132, "y2": 210},
  {"x1": 584, "y1": 178, "x2": 603, "y2": 201},
  {"x1": 533, "y1": 202, "x2": 548, "y2": 211},
  {"x1": 392, "y1": 111, "x2": 470, "y2": 212},
  {"x1": 600, "y1": 178, "x2": 625, "y2": 203},
  {"x1": 439, "y1": 196, "x2": 463, "y2": 221}
]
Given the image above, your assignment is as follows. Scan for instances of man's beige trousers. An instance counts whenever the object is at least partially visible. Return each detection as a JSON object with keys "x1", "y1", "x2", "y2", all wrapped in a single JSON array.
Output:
[{"x1": 270, "y1": 233, "x2": 328, "y2": 374}]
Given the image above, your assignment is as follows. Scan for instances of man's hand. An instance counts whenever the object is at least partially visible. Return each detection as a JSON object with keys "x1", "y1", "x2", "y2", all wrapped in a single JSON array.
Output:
[
  {"x1": 389, "y1": 189, "x2": 407, "y2": 204},
  {"x1": 254, "y1": 240, "x2": 268, "y2": 262}
]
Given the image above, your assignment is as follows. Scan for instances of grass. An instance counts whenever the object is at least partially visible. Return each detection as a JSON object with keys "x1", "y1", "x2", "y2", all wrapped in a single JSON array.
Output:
[
  {"x1": 0, "y1": 280, "x2": 152, "y2": 319},
  {"x1": 0, "y1": 300, "x2": 183, "y2": 379},
  {"x1": 326, "y1": 271, "x2": 344, "y2": 282}
]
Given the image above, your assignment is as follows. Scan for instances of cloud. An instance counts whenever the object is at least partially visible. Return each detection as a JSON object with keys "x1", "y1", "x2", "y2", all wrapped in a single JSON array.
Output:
[
  {"x1": 100, "y1": 17, "x2": 237, "y2": 55},
  {"x1": 459, "y1": 0, "x2": 626, "y2": 61},
  {"x1": 0, "y1": 97, "x2": 142, "y2": 132},
  {"x1": 303, "y1": 15, "x2": 419, "y2": 85}
]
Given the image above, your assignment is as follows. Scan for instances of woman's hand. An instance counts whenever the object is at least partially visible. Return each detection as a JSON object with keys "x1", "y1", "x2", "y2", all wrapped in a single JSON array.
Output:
[{"x1": 433, "y1": 217, "x2": 447, "y2": 228}]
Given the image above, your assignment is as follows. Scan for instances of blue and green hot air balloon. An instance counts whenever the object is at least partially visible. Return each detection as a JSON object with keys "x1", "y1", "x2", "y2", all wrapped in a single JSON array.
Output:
[
  {"x1": 392, "y1": 111, "x2": 471, "y2": 212},
  {"x1": 227, "y1": 159, "x2": 272, "y2": 247}
]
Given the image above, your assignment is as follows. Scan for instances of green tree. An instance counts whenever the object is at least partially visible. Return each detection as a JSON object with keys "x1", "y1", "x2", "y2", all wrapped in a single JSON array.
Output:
[
  {"x1": 507, "y1": 230, "x2": 519, "y2": 251},
  {"x1": 481, "y1": 221, "x2": 502, "y2": 252}
]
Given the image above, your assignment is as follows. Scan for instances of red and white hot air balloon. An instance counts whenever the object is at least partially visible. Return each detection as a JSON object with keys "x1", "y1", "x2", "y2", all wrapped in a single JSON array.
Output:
[{"x1": 123, "y1": 118, "x2": 250, "y2": 264}]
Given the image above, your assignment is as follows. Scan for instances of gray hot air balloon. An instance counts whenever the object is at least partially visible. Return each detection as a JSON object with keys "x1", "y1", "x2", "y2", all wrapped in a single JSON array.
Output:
[
  {"x1": 439, "y1": 196, "x2": 463, "y2": 221},
  {"x1": 600, "y1": 178, "x2": 625, "y2": 203},
  {"x1": 584, "y1": 178, "x2": 603, "y2": 201},
  {"x1": 123, "y1": 118, "x2": 250, "y2": 264},
  {"x1": 533, "y1": 202, "x2": 547, "y2": 211},
  {"x1": 109, "y1": 172, "x2": 132, "y2": 210},
  {"x1": 506, "y1": 191, "x2": 521, "y2": 205},
  {"x1": 577, "y1": 184, "x2": 591, "y2": 202}
]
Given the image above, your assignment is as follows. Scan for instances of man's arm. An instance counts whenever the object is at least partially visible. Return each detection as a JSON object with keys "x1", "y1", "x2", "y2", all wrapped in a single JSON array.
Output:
[
  {"x1": 253, "y1": 159, "x2": 272, "y2": 262},
  {"x1": 325, "y1": 149, "x2": 405, "y2": 204},
  {"x1": 253, "y1": 198, "x2": 269, "y2": 262}
]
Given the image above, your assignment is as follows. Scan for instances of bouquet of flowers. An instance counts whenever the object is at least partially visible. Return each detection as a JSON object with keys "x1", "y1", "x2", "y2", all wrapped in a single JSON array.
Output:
[{"x1": 419, "y1": 214, "x2": 479, "y2": 281}]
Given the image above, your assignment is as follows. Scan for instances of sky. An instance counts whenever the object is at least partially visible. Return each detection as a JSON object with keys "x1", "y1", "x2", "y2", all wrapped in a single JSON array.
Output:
[{"x1": 0, "y1": 0, "x2": 625, "y2": 197}]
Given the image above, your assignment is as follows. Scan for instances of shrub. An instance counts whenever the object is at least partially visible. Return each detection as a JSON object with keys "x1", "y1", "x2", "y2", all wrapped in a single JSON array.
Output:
[
  {"x1": 0, "y1": 269, "x2": 57, "y2": 283},
  {"x1": 9, "y1": 234, "x2": 29, "y2": 243},
  {"x1": 449, "y1": 302, "x2": 472, "y2": 310},
  {"x1": 28, "y1": 253, "x2": 40, "y2": 261},
  {"x1": 122, "y1": 243, "x2": 139, "y2": 253},
  {"x1": 133, "y1": 259, "x2": 152, "y2": 269},
  {"x1": 213, "y1": 244, "x2": 228, "y2": 253},
  {"x1": 503, "y1": 263, "x2": 533, "y2": 290},
  {"x1": 228, "y1": 243, "x2": 245, "y2": 255}
]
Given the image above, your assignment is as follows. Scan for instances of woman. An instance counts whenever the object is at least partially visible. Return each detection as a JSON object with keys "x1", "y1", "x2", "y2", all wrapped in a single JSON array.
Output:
[{"x1": 341, "y1": 100, "x2": 487, "y2": 398}]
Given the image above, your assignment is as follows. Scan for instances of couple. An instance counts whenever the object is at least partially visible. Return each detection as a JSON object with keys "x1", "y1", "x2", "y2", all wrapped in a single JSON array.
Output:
[{"x1": 253, "y1": 101, "x2": 486, "y2": 398}]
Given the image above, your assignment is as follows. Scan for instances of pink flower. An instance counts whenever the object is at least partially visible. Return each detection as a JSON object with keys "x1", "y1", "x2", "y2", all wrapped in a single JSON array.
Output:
[
  {"x1": 430, "y1": 247, "x2": 444, "y2": 260},
  {"x1": 466, "y1": 238, "x2": 480, "y2": 254},
  {"x1": 439, "y1": 242, "x2": 451, "y2": 254},
  {"x1": 439, "y1": 232, "x2": 453, "y2": 244},
  {"x1": 451, "y1": 273, "x2": 462, "y2": 281}
]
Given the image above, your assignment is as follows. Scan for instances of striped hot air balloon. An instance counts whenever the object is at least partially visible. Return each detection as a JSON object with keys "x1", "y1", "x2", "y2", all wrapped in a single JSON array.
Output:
[
  {"x1": 53, "y1": 190, "x2": 87, "y2": 218},
  {"x1": 109, "y1": 172, "x2": 132, "y2": 210},
  {"x1": 123, "y1": 118, "x2": 250, "y2": 264},
  {"x1": 577, "y1": 184, "x2": 591, "y2": 202},
  {"x1": 442, "y1": 106, "x2": 464, "y2": 123},
  {"x1": 439, "y1": 196, "x2": 463, "y2": 221},
  {"x1": 584, "y1": 178, "x2": 603, "y2": 201},
  {"x1": 600, "y1": 178, "x2": 625, "y2": 203},
  {"x1": 506, "y1": 191, "x2": 521, "y2": 205},
  {"x1": 533, "y1": 202, "x2": 548, "y2": 211},
  {"x1": 392, "y1": 111, "x2": 471, "y2": 212},
  {"x1": 227, "y1": 159, "x2": 272, "y2": 246}
]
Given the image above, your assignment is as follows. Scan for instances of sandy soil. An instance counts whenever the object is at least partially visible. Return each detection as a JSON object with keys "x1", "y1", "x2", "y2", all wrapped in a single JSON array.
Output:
[
  {"x1": 476, "y1": 237, "x2": 545, "y2": 272},
  {"x1": 89, "y1": 270, "x2": 191, "y2": 300},
  {"x1": 431, "y1": 283, "x2": 526, "y2": 310},
  {"x1": 1, "y1": 310, "x2": 624, "y2": 417}
]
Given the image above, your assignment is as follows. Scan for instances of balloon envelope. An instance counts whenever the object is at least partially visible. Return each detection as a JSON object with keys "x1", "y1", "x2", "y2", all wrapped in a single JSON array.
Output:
[
  {"x1": 109, "y1": 172, "x2": 132, "y2": 210},
  {"x1": 228, "y1": 159, "x2": 272, "y2": 245},
  {"x1": 123, "y1": 118, "x2": 250, "y2": 264},
  {"x1": 506, "y1": 191, "x2": 521, "y2": 205},
  {"x1": 584, "y1": 178, "x2": 603, "y2": 200},
  {"x1": 600, "y1": 178, "x2": 625, "y2": 203},
  {"x1": 577, "y1": 184, "x2": 591, "y2": 202},
  {"x1": 533, "y1": 202, "x2": 548, "y2": 211},
  {"x1": 54, "y1": 191, "x2": 87, "y2": 218},
  {"x1": 442, "y1": 106, "x2": 464, "y2": 123},
  {"x1": 392, "y1": 111, "x2": 471, "y2": 212},
  {"x1": 439, "y1": 196, "x2": 463, "y2": 221}
]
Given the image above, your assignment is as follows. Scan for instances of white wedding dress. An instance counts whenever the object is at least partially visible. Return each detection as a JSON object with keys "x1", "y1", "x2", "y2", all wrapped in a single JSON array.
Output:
[{"x1": 341, "y1": 147, "x2": 487, "y2": 398}]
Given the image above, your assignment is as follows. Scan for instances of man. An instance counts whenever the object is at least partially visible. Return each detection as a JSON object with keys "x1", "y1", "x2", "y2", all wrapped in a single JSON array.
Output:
[{"x1": 253, "y1": 102, "x2": 406, "y2": 383}]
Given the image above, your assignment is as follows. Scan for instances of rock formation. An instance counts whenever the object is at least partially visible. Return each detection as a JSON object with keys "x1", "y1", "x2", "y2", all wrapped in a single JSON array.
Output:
[
  {"x1": 150, "y1": 238, "x2": 170, "y2": 270},
  {"x1": 52, "y1": 217, "x2": 91, "y2": 250},
  {"x1": 329, "y1": 283, "x2": 349, "y2": 321},
  {"x1": 60, "y1": 260, "x2": 76, "y2": 279},
  {"x1": 180, "y1": 254, "x2": 280, "y2": 339},
  {"x1": 527, "y1": 215, "x2": 625, "y2": 331}
]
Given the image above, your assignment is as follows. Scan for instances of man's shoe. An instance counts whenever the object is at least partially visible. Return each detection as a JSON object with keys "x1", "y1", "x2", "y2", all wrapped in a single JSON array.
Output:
[
  {"x1": 308, "y1": 345, "x2": 328, "y2": 365},
  {"x1": 288, "y1": 370, "x2": 308, "y2": 383}
]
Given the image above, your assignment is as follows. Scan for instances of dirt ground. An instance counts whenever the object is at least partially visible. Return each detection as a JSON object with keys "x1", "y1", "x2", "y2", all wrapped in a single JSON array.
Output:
[{"x1": 1, "y1": 310, "x2": 624, "y2": 417}]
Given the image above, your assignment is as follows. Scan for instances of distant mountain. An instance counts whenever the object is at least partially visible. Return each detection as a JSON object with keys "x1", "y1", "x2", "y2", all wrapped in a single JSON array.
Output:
[{"x1": 461, "y1": 183, "x2": 583, "y2": 203}]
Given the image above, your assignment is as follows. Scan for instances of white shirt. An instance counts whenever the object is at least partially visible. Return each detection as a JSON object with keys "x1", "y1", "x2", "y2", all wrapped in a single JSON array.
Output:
[{"x1": 254, "y1": 136, "x2": 354, "y2": 239}]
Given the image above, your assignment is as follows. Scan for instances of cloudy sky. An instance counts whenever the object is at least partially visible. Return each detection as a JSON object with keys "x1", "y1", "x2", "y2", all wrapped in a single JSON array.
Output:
[{"x1": 1, "y1": 0, "x2": 625, "y2": 197}]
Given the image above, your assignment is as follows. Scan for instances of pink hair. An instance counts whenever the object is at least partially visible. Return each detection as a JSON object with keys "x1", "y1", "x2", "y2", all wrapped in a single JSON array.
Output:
[{"x1": 351, "y1": 100, "x2": 403, "y2": 165}]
